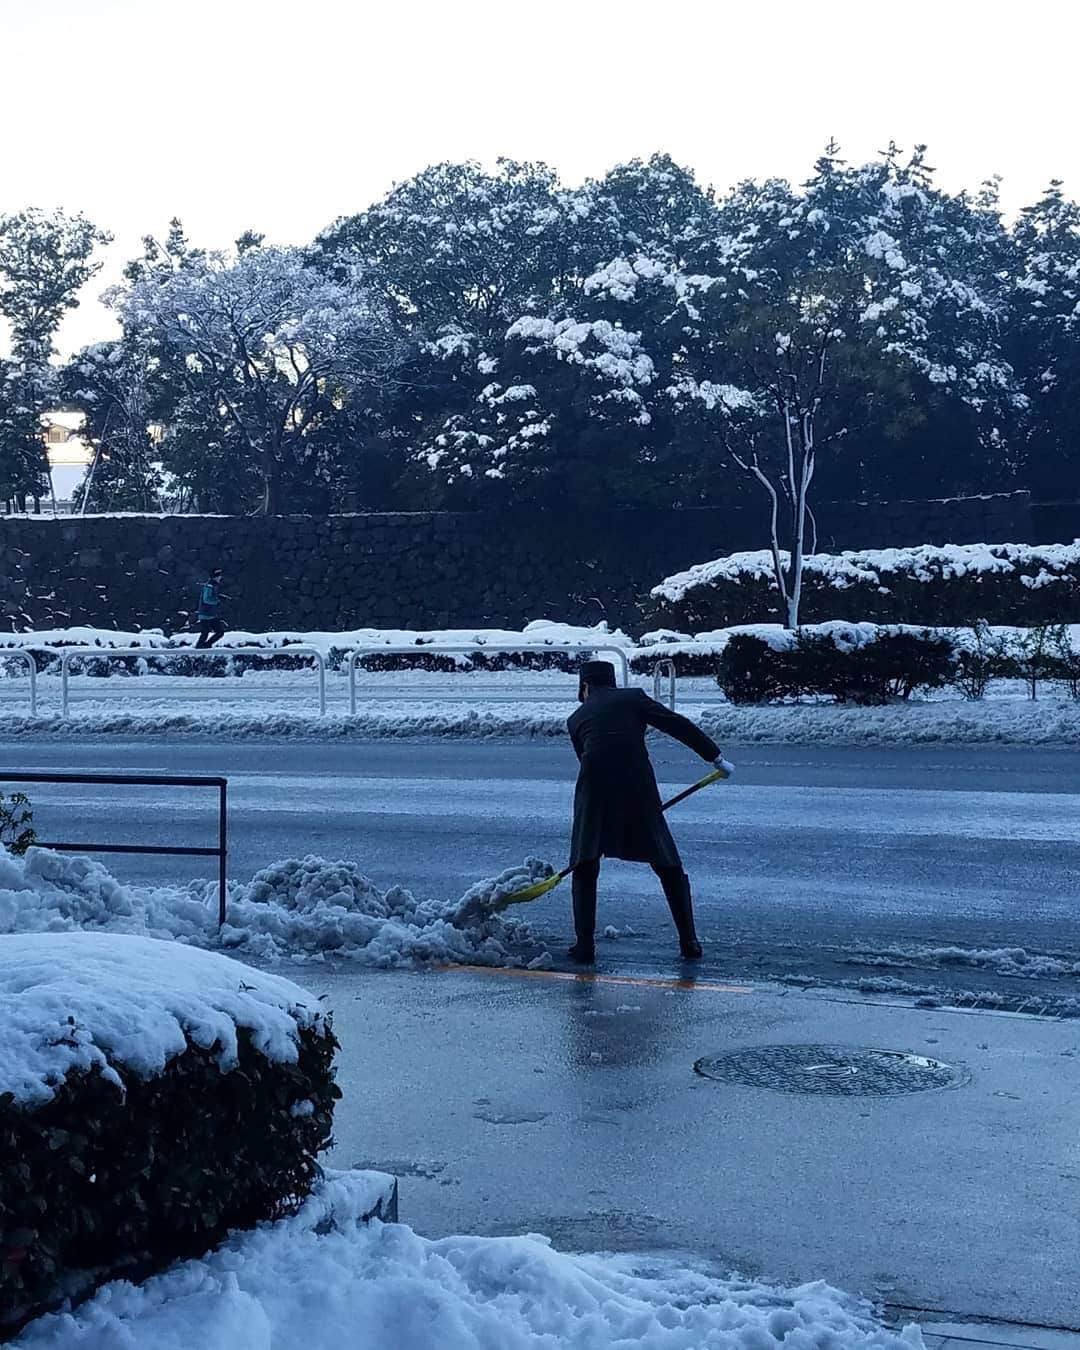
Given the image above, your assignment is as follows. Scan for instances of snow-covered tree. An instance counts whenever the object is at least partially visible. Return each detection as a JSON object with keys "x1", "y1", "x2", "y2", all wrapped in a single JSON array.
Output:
[
  {"x1": 110, "y1": 245, "x2": 396, "y2": 514},
  {"x1": 1009, "y1": 182, "x2": 1080, "y2": 496},
  {"x1": 0, "y1": 208, "x2": 110, "y2": 504},
  {"x1": 420, "y1": 315, "x2": 658, "y2": 505},
  {"x1": 60, "y1": 340, "x2": 165, "y2": 512},
  {"x1": 633, "y1": 145, "x2": 1023, "y2": 626}
]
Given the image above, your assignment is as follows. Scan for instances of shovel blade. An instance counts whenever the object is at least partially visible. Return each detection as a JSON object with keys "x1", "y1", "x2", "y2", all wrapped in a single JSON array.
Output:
[{"x1": 490, "y1": 870, "x2": 565, "y2": 912}]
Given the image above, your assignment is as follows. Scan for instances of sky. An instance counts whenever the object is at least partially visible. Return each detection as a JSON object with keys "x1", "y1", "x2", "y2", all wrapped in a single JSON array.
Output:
[{"x1": 2, "y1": 0, "x2": 1078, "y2": 357}]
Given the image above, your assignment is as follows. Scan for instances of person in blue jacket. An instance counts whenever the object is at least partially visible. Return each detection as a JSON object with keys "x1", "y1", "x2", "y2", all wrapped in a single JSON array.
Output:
[{"x1": 195, "y1": 568, "x2": 226, "y2": 648}]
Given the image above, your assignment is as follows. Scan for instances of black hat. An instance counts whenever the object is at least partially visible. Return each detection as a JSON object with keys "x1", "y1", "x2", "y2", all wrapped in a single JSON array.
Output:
[{"x1": 580, "y1": 660, "x2": 617, "y2": 687}]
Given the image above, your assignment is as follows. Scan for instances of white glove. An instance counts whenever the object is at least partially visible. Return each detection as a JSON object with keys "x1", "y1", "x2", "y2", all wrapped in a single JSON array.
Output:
[{"x1": 713, "y1": 756, "x2": 735, "y2": 777}]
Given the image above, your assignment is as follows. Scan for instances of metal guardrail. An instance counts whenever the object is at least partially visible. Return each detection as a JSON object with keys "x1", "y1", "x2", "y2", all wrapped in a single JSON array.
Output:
[
  {"x1": 0, "y1": 771, "x2": 229, "y2": 926},
  {"x1": 0, "y1": 649, "x2": 37, "y2": 715},
  {"x1": 58, "y1": 645, "x2": 327, "y2": 717},
  {"x1": 652, "y1": 658, "x2": 677, "y2": 711},
  {"x1": 346, "y1": 643, "x2": 632, "y2": 715}
]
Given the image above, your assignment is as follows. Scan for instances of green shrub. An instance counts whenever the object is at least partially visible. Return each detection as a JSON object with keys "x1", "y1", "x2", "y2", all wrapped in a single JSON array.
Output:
[
  {"x1": 0, "y1": 998, "x2": 339, "y2": 1334},
  {"x1": 1007, "y1": 623, "x2": 1075, "y2": 700},
  {"x1": 951, "y1": 622, "x2": 1013, "y2": 700},
  {"x1": 850, "y1": 632, "x2": 957, "y2": 702},
  {"x1": 0, "y1": 792, "x2": 36, "y2": 855},
  {"x1": 717, "y1": 628, "x2": 957, "y2": 705},
  {"x1": 718, "y1": 635, "x2": 798, "y2": 704},
  {"x1": 629, "y1": 650, "x2": 720, "y2": 678}
]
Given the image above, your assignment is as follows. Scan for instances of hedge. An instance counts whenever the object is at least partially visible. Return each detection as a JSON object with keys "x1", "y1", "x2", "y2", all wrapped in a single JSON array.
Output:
[
  {"x1": 717, "y1": 629, "x2": 958, "y2": 705},
  {"x1": 0, "y1": 936, "x2": 340, "y2": 1336},
  {"x1": 648, "y1": 542, "x2": 1080, "y2": 630},
  {"x1": 715, "y1": 624, "x2": 1080, "y2": 704}
]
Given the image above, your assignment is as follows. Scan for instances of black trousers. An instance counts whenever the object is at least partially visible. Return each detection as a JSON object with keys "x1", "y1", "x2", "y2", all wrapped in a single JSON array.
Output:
[
  {"x1": 196, "y1": 619, "x2": 226, "y2": 648},
  {"x1": 571, "y1": 858, "x2": 697, "y2": 949}
]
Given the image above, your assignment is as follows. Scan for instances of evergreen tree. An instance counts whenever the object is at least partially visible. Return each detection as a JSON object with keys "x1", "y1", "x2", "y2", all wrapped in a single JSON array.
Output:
[
  {"x1": 0, "y1": 208, "x2": 110, "y2": 505},
  {"x1": 1009, "y1": 182, "x2": 1080, "y2": 497}
]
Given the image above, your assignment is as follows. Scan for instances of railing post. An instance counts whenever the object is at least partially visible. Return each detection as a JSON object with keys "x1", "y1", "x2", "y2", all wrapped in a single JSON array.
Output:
[
  {"x1": 315, "y1": 651, "x2": 326, "y2": 715},
  {"x1": 2, "y1": 649, "x2": 37, "y2": 716},
  {"x1": 652, "y1": 658, "x2": 676, "y2": 710},
  {"x1": 218, "y1": 780, "x2": 228, "y2": 927},
  {"x1": 61, "y1": 649, "x2": 71, "y2": 717},
  {"x1": 349, "y1": 649, "x2": 359, "y2": 716}
]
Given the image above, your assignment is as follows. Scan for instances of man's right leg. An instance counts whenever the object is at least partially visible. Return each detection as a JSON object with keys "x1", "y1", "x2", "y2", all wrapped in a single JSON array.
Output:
[
  {"x1": 569, "y1": 859, "x2": 600, "y2": 964},
  {"x1": 195, "y1": 621, "x2": 211, "y2": 649},
  {"x1": 206, "y1": 621, "x2": 225, "y2": 648},
  {"x1": 654, "y1": 865, "x2": 703, "y2": 960}
]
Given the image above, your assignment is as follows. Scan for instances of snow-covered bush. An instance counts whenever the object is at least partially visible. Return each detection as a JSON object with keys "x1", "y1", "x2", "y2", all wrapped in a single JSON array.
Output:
[
  {"x1": 649, "y1": 542, "x2": 1080, "y2": 630},
  {"x1": 0, "y1": 791, "x2": 35, "y2": 855},
  {"x1": 0, "y1": 934, "x2": 339, "y2": 1334},
  {"x1": 1007, "y1": 622, "x2": 1080, "y2": 700},
  {"x1": 718, "y1": 628, "x2": 956, "y2": 705}
]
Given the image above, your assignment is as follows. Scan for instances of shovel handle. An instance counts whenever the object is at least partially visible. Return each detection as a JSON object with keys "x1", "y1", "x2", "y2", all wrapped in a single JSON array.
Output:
[{"x1": 660, "y1": 767, "x2": 725, "y2": 812}]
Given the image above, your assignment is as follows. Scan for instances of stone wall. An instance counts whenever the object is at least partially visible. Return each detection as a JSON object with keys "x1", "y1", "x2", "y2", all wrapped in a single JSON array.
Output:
[{"x1": 0, "y1": 492, "x2": 1034, "y2": 634}]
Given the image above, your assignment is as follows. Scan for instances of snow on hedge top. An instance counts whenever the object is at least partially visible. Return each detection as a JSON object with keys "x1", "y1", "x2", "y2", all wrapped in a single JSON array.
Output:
[
  {"x1": 0, "y1": 619, "x2": 634, "y2": 655},
  {"x1": 0, "y1": 930, "x2": 328, "y2": 1108},
  {"x1": 652, "y1": 541, "x2": 1080, "y2": 603}
]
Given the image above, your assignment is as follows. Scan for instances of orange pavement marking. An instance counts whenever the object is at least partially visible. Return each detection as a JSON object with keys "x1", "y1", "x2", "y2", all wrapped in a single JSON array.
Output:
[{"x1": 437, "y1": 964, "x2": 753, "y2": 994}]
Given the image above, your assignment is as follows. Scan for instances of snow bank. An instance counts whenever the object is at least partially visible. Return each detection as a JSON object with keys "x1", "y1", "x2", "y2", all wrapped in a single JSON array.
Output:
[
  {"x1": 0, "y1": 849, "x2": 547, "y2": 970},
  {"x1": 4, "y1": 692, "x2": 1080, "y2": 744},
  {"x1": 14, "y1": 1169, "x2": 923, "y2": 1350},
  {"x1": 0, "y1": 930, "x2": 326, "y2": 1108},
  {"x1": 695, "y1": 696, "x2": 1080, "y2": 745},
  {"x1": 652, "y1": 541, "x2": 1080, "y2": 604}
]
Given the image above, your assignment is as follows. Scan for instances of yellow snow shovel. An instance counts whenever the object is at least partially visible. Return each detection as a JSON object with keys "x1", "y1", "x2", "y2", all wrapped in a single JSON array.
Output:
[{"x1": 488, "y1": 763, "x2": 733, "y2": 914}]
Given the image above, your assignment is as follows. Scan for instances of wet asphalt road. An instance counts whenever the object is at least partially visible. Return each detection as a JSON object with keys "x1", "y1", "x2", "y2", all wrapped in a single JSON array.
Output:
[{"x1": 3, "y1": 737, "x2": 1078, "y2": 1008}]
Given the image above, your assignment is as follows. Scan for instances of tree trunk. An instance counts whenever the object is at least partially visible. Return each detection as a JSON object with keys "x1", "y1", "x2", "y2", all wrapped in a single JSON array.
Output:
[{"x1": 260, "y1": 453, "x2": 282, "y2": 515}]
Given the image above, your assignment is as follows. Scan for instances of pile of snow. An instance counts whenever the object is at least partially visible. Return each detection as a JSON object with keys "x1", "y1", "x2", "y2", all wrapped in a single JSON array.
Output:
[
  {"x1": 843, "y1": 943, "x2": 1080, "y2": 979},
  {"x1": 452, "y1": 858, "x2": 555, "y2": 925},
  {"x1": 0, "y1": 848, "x2": 548, "y2": 969},
  {"x1": 13, "y1": 1169, "x2": 923, "y2": 1350},
  {"x1": 652, "y1": 540, "x2": 1080, "y2": 603},
  {"x1": 0, "y1": 931, "x2": 327, "y2": 1109}
]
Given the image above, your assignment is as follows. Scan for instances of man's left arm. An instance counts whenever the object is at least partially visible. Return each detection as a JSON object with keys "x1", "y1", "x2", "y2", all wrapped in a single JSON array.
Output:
[{"x1": 638, "y1": 692, "x2": 721, "y2": 763}]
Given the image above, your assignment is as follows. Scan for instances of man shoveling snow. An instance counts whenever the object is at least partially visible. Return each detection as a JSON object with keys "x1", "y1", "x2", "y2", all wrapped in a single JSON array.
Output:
[{"x1": 566, "y1": 661, "x2": 732, "y2": 965}]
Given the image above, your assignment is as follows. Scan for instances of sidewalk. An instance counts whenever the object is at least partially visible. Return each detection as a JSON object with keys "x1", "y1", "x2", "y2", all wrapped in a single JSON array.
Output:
[{"x1": 318, "y1": 964, "x2": 1080, "y2": 1334}]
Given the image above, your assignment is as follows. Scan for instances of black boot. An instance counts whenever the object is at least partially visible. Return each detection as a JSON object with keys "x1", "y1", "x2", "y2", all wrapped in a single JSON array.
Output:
[
  {"x1": 658, "y1": 867, "x2": 703, "y2": 960},
  {"x1": 568, "y1": 862, "x2": 598, "y2": 964}
]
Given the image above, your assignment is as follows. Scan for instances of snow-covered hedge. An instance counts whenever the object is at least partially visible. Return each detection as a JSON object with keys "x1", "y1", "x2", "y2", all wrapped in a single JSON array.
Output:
[
  {"x1": 649, "y1": 542, "x2": 1080, "y2": 629},
  {"x1": 0, "y1": 619, "x2": 636, "y2": 677},
  {"x1": 0, "y1": 933, "x2": 339, "y2": 1333},
  {"x1": 717, "y1": 628, "x2": 958, "y2": 705}
]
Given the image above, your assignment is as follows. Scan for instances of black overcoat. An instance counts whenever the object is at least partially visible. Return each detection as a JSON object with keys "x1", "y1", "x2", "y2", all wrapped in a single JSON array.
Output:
[{"x1": 568, "y1": 687, "x2": 721, "y2": 868}]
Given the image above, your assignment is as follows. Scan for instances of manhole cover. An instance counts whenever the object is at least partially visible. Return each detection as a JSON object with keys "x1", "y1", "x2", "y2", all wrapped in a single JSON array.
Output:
[{"x1": 694, "y1": 1044, "x2": 970, "y2": 1096}]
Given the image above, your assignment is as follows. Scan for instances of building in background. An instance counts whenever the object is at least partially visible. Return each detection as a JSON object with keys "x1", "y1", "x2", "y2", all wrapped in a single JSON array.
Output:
[{"x1": 41, "y1": 409, "x2": 92, "y2": 510}]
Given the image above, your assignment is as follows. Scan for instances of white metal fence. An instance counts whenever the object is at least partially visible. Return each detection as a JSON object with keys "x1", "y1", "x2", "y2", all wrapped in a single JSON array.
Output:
[
  {"x1": 346, "y1": 643, "x2": 632, "y2": 716},
  {"x1": 57, "y1": 645, "x2": 328, "y2": 716},
  {"x1": 4, "y1": 641, "x2": 649, "y2": 720},
  {"x1": 0, "y1": 649, "x2": 38, "y2": 715}
]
